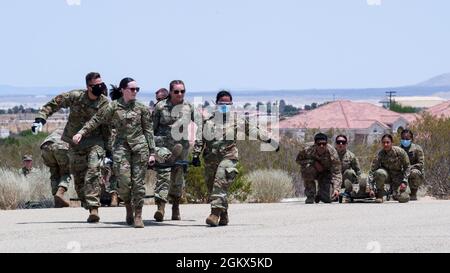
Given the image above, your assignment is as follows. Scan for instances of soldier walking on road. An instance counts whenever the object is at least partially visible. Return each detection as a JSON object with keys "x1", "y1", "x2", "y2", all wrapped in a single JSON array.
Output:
[
  {"x1": 73, "y1": 77, "x2": 156, "y2": 228},
  {"x1": 151, "y1": 80, "x2": 195, "y2": 222},
  {"x1": 32, "y1": 72, "x2": 111, "y2": 223},
  {"x1": 193, "y1": 90, "x2": 279, "y2": 226}
]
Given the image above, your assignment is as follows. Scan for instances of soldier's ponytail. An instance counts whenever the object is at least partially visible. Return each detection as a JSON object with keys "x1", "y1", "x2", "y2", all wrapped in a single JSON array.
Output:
[
  {"x1": 109, "y1": 85, "x2": 123, "y2": 101},
  {"x1": 109, "y1": 77, "x2": 135, "y2": 101}
]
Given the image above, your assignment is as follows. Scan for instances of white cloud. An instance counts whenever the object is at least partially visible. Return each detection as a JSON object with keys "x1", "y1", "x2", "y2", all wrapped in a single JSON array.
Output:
[
  {"x1": 367, "y1": 0, "x2": 382, "y2": 6},
  {"x1": 66, "y1": 0, "x2": 81, "y2": 6}
]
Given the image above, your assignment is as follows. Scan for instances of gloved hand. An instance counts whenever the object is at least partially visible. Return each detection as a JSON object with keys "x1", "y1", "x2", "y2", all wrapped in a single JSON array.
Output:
[
  {"x1": 192, "y1": 155, "x2": 201, "y2": 167},
  {"x1": 31, "y1": 118, "x2": 46, "y2": 135}
]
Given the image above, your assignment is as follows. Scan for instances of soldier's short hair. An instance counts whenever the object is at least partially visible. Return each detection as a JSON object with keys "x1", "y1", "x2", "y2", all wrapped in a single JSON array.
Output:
[
  {"x1": 314, "y1": 133, "x2": 328, "y2": 143},
  {"x1": 401, "y1": 129, "x2": 414, "y2": 140},
  {"x1": 169, "y1": 80, "x2": 185, "y2": 92},
  {"x1": 335, "y1": 134, "x2": 348, "y2": 142},
  {"x1": 215, "y1": 90, "x2": 233, "y2": 104},
  {"x1": 85, "y1": 72, "x2": 101, "y2": 85}
]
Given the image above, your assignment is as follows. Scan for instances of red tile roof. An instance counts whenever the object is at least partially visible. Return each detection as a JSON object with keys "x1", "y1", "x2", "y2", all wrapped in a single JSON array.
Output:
[
  {"x1": 425, "y1": 100, "x2": 450, "y2": 118},
  {"x1": 278, "y1": 100, "x2": 416, "y2": 129}
]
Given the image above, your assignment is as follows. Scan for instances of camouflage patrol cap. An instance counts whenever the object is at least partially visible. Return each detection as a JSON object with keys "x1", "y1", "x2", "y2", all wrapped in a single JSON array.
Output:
[{"x1": 22, "y1": 154, "x2": 33, "y2": 161}]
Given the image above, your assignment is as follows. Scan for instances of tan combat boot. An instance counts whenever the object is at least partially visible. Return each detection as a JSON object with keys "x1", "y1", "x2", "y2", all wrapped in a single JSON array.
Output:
[
  {"x1": 219, "y1": 209, "x2": 229, "y2": 226},
  {"x1": 154, "y1": 200, "x2": 166, "y2": 222},
  {"x1": 134, "y1": 207, "x2": 144, "y2": 228},
  {"x1": 110, "y1": 192, "x2": 119, "y2": 207},
  {"x1": 172, "y1": 198, "x2": 181, "y2": 220},
  {"x1": 54, "y1": 187, "x2": 70, "y2": 208},
  {"x1": 125, "y1": 203, "x2": 134, "y2": 225},
  {"x1": 87, "y1": 207, "x2": 100, "y2": 223},
  {"x1": 206, "y1": 208, "x2": 223, "y2": 227}
]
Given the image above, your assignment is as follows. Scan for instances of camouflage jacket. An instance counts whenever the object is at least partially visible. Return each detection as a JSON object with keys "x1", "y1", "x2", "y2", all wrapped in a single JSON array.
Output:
[
  {"x1": 40, "y1": 129, "x2": 69, "y2": 150},
  {"x1": 338, "y1": 149, "x2": 361, "y2": 178},
  {"x1": 18, "y1": 167, "x2": 37, "y2": 177},
  {"x1": 152, "y1": 98, "x2": 195, "y2": 146},
  {"x1": 369, "y1": 146, "x2": 410, "y2": 182},
  {"x1": 401, "y1": 143, "x2": 424, "y2": 173},
  {"x1": 77, "y1": 98, "x2": 155, "y2": 154},
  {"x1": 36, "y1": 89, "x2": 111, "y2": 151},
  {"x1": 193, "y1": 111, "x2": 272, "y2": 160},
  {"x1": 295, "y1": 142, "x2": 342, "y2": 189}
]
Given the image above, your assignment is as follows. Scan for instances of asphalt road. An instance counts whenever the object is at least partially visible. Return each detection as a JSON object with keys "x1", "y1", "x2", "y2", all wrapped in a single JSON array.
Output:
[{"x1": 0, "y1": 199, "x2": 449, "y2": 253}]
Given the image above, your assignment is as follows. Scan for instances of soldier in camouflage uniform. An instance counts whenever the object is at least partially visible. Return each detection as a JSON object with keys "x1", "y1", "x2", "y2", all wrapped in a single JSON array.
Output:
[
  {"x1": 18, "y1": 155, "x2": 37, "y2": 177},
  {"x1": 151, "y1": 80, "x2": 195, "y2": 222},
  {"x1": 369, "y1": 134, "x2": 411, "y2": 203},
  {"x1": 400, "y1": 129, "x2": 424, "y2": 201},
  {"x1": 334, "y1": 135, "x2": 362, "y2": 202},
  {"x1": 74, "y1": 78, "x2": 156, "y2": 228},
  {"x1": 193, "y1": 90, "x2": 279, "y2": 226},
  {"x1": 296, "y1": 133, "x2": 342, "y2": 204},
  {"x1": 40, "y1": 128, "x2": 71, "y2": 208},
  {"x1": 32, "y1": 72, "x2": 111, "y2": 223}
]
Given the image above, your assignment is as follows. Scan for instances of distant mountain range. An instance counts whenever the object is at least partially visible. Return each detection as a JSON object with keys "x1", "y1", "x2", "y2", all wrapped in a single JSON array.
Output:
[{"x1": 1, "y1": 73, "x2": 450, "y2": 97}]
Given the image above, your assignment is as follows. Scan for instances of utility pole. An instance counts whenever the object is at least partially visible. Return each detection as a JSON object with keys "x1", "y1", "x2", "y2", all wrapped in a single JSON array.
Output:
[{"x1": 386, "y1": 91, "x2": 397, "y2": 109}]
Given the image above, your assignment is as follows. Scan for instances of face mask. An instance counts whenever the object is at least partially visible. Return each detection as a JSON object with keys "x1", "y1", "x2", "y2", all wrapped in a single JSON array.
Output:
[
  {"x1": 401, "y1": 139, "x2": 412, "y2": 148},
  {"x1": 217, "y1": 105, "x2": 230, "y2": 114},
  {"x1": 91, "y1": 83, "x2": 107, "y2": 97}
]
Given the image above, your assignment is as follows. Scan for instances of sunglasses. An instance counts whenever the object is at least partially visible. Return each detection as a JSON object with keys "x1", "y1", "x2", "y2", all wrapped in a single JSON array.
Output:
[
  {"x1": 172, "y1": 89, "x2": 185, "y2": 95},
  {"x1": 316, "y1": 142, "x2": 327, "y2": 147},
  {"x1": 127, "y1": 87, "x2": 140, "y2": 93},
  {"x1": 336, "y1": 141, "x2": 347, "y2": 145},
  {"x1": 217, "y1": 102, "x2": 233, "y2": 105}
]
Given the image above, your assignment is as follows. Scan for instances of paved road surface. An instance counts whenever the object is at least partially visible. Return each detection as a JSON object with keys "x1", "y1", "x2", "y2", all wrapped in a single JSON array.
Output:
[{"x1": 0, "y1": 199, "x2": 449, "y2": 253}]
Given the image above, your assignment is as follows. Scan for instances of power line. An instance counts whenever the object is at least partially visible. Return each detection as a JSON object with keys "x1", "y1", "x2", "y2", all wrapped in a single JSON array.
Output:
[{"x1": 386, "y1": 91, "x2": 397, "y2": 108}]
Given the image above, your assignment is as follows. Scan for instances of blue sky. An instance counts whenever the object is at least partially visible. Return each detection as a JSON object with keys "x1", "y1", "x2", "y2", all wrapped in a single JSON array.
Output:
[{"x1": 0, "y1": 0, "x2": 449, "y2": 91}]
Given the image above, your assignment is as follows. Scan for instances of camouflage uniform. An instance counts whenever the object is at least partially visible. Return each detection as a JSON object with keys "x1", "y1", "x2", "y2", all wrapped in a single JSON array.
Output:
[
  {"x1": 296, "y1": 143, "x2": 342, "y2": 203},
  {"x1": 36, "y1": 89, "x2": 111, "y2": 209},
  {"x1": 40, "y1": 129, "x2": 71, "y2": 195},
  {"x1": 77, "y1": 98, "x2": 155, "y2": 210},
  {"x1": 152, "y1": 98, "x2": 195, "y2": 203},
  {"x1": 194, "y1": 111, "x2": 273, "y2": 209},
  {"x1": 401, "y1": 143, "x2": 424, "y2": 192},
  {"x1": 369, "y1": 146, "x2": 411, "y2": 203},
  {"x1": 337, "y1": 149, "x2": 361, "y2": 194},
  {"x1": 18, "y1": 167, "x2": 38, "y2": 177}
]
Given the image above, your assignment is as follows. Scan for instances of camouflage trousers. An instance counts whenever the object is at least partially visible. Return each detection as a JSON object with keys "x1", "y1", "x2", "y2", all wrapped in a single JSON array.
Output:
[
  {"x1": 408, "y1": 169, "x2": 424, "y2": 190},
  {"x1": 204, "y1": 156, "x2": 239, "y2": 209},
  {"x1": 113, "y1": 142, "x2": 149, "y2": 209},
  {"x1": 41, "y1": 145, "x2": 71, "y2": 195},
  {"x1": 301, "y1": 165, "x2": 334, "y2": 203},
  {"x1": 341, "y1": 169, "x2": 358, "y2": 194},
  {"x1": 69, "y1": 145, "x2": 104, "y2": 209},
  {"x1": 154, "y1": 141, "x2": 188, "y2": 203},
  {"x1": 373, "y1": 168, "x2": 411, "y2": 203}
]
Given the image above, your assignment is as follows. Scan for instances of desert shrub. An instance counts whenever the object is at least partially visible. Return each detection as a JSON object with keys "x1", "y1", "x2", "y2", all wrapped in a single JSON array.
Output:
[
  {"x1": 237, "y1": 136, "x2": 304, "y2": 196},
  {"x1": 246, "y1": 169, "x2": 294, "y2": 203},
  {"x1": 0, "y1": 167, "x2": 54, "y2": 209},
  {"x1": 409, "y1": 113, "x2": 450, "y2": 198}
]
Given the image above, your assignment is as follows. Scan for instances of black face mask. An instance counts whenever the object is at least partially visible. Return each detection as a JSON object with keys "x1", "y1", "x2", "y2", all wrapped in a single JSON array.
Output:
[{"x1": 91, "y1": 82, "x2": 107, "y2": 97}]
